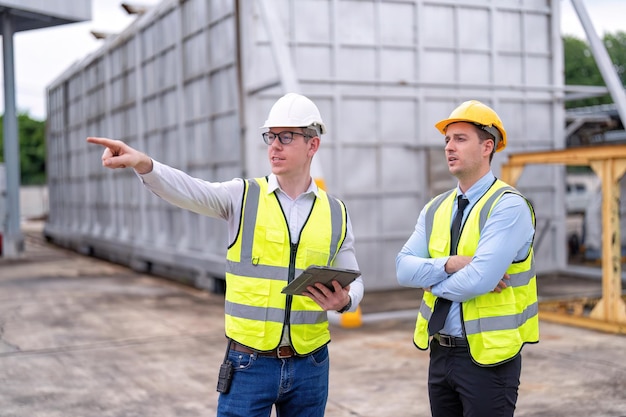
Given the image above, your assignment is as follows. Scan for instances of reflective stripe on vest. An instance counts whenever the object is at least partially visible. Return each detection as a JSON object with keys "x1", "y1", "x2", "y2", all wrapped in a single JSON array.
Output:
[
  {"x1": 225, "y1": 177, "x2": 347, "y2": 354},
  {"x1": 413, "y1": 180, "x2": 539, "y2": 366}
]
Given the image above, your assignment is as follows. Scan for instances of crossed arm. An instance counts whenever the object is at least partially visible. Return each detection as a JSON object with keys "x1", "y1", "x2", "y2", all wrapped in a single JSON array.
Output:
[{"x1": 397, "y1": 195, "x2": 533, "y2": 301}]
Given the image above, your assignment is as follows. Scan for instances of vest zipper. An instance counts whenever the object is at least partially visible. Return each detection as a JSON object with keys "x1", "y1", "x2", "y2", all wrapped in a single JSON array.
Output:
[{"x1": 284, "y1": 241, "x2": 299, "y2": 327}]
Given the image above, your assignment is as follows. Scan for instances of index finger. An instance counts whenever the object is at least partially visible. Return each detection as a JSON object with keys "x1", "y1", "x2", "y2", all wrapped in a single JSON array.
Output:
[{"x1": 87, "y1": 137, "x2": 117, "y2": 148}]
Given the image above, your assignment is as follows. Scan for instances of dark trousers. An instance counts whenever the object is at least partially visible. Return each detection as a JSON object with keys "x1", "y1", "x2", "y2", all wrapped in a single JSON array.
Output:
[{"x1": 428, "y1": 337, "x2": 521, "y2": 417}]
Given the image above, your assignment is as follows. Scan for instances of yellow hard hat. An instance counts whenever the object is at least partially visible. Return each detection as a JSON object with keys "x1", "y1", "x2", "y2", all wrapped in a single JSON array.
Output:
[{"x1": 435, "y1": 100, "x2": 507, "y2": 152}]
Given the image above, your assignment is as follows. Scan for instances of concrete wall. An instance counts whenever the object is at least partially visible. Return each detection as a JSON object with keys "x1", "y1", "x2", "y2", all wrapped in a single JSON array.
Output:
[{"x1": 20, "y1": 185, "x2": 48, "y2": 221}]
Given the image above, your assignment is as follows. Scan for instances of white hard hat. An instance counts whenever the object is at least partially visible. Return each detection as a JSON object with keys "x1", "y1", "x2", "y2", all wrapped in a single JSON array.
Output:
[{"x1": 261, "y1": 93, "x2": 327, "y2": 135}]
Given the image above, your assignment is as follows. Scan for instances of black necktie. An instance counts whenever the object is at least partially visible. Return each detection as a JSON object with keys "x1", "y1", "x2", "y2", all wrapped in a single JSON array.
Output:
[{"x1": 428, "y1": 195, "x2": 469, "y2": 336}]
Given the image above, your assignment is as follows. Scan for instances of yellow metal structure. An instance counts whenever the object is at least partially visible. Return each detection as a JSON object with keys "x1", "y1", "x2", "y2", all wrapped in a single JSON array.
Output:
[{"x1": 501, "y1": 145, "x2": 626, "y2": 334}]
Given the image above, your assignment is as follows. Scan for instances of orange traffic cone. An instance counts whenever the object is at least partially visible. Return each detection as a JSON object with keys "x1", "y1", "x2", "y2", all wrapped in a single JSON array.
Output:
[{"x1": 339, "y1": 305, "x2": 362, "y2": 328}]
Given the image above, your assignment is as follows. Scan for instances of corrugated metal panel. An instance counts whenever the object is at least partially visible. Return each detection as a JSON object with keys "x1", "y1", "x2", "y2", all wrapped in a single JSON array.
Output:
[{"x1": 45, "y1": 0, "x2": 565, "y2": 291}]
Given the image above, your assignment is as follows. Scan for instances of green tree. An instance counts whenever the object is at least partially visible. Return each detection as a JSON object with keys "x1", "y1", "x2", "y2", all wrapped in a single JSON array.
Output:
[
  {"x1": 603, "y1": 31, "x2": 626, "y2": 86},
  {"x1": 0, "y1": 112, "x2": 47, "y2": 185},
  {"x1": 564, "y1": 31, "x2": 626, "y2": 108}
]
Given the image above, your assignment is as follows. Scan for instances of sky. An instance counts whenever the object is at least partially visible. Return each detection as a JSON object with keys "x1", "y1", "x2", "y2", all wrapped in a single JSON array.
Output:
[{"x1": 4, "y1": 0, "x2": 626, "y2": 121}]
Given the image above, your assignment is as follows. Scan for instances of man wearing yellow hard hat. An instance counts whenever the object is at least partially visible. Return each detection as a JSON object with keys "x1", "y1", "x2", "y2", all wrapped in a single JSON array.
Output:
[{"x1": 397, "y1": 100, "x2": 538, "y2": 416}]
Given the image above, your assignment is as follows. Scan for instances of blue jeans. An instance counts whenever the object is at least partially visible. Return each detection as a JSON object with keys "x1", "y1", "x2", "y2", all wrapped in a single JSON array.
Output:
[{"x1": 217, "y1": 346, "x2": 329, "y2": 417}]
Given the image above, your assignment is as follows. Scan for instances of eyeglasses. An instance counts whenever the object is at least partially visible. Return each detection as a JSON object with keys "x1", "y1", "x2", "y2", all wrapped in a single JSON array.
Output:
[{"x1": 262, "y1": 130, "x2": 310, "y2": 145}]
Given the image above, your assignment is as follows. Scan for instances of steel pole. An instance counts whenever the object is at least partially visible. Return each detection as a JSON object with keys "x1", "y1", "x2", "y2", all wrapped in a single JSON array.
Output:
[{"x1": 2, "y1": 11, "x2": 24, "y2": 257}]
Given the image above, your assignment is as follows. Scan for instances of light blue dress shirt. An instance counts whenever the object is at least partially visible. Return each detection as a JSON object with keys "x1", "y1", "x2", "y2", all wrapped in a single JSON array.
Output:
[{"x1": 396, "y1": 171, "x2": 535, "y2": 337}]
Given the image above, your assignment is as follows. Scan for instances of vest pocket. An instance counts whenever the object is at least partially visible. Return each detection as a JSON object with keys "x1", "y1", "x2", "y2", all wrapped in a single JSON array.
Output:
[
  {"x1": 304, "y1": 249, "x2": 329, "y2": 267},
  {"x1": 299, "y1": 320, "x2": 329, "y2": 343},
  {"x1": 265, "y1": 227, "x2": 285, "y2": 243},
  {"x1": 226, "y1": 278, "x2": 272, "y2": 339},
  {"x1": 430, "y1": 236, "x2": 448, "y2": 255},
  {"x1": 227, "y1": 317, "x2": 269, "y2": 338},
  {"x1": 471, "y1": 292, "x2": 522, "y2": 349},
  {"x1": 229, "y1": 278, "x2": 271, "y2": 311},
  {"x1": 473, "y1": 290, "x2": 515, "y2": 311},
  {"x1": 258, "y1": 228, "x2": 286, "y2": 264},
  {"x1": 479, "y1": 328, "x2": 522, "y2": 349}
]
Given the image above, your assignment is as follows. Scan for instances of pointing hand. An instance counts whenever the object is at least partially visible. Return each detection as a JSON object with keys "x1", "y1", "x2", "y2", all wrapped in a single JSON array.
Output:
[{"x1": 86, "y1": 137, "x2": 153, "y2": 174}]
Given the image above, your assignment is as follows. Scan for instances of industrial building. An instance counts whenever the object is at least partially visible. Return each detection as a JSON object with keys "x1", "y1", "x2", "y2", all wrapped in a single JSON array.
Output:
[{"x1": 40, "y1": 0, "x2": 624, "y2": 298}]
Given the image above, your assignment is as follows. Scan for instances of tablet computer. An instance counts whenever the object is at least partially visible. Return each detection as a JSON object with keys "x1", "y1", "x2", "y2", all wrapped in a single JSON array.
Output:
[{"x1": 281, "y1": 265, "x2": 361, "y2": 296}]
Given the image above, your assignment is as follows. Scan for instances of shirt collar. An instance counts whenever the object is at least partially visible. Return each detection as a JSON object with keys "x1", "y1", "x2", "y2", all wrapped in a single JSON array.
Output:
[
  {"x1": 267, "y1": 173, "x2": 320, "y2": 197},
  {"x1": 457, "y1": 171, "x2": 495, "y2": 204}
]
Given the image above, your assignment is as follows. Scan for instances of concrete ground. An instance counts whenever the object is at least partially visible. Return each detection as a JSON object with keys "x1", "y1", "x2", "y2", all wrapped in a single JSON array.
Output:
[{"x1": 0, "y1": 222, "x2": 625, "y2": 417}]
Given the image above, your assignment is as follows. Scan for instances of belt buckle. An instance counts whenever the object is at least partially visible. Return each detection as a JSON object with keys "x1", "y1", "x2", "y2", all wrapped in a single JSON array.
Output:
[
  {"x1": 277, "y1": 346, "x2": 293, "y2": 358},
  {"x1": 439, "y1": 334, "x2": 453, "y2": 347}
]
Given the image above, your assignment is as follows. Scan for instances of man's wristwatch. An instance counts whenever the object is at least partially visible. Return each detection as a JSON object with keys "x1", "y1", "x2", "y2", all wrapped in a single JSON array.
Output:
[{"x1": 336, "y1": 296, "x2": 352, "y2": 314}]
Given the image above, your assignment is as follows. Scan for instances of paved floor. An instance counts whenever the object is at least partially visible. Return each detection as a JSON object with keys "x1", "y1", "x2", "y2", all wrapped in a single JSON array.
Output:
[{"x1": 0, "y1": 222, "x2": 625, "y2": 417}]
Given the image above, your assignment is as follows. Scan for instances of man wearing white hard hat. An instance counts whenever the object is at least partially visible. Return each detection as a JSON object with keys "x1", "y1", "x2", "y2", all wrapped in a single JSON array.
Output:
[
  {"x1": 87, "y1": 92, "x2": 364, "y2": 417},
  {"x1": 396, "y1": 100, "x2": 538, "y2": 416}
]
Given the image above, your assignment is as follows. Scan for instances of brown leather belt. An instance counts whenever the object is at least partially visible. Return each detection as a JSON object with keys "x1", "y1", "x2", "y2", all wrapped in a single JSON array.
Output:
[{"x1": 231, "y1": 342, "x2": 296, "y2": 358}]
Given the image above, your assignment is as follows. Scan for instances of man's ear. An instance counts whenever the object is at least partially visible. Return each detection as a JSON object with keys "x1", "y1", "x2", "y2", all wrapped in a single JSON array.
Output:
[
  {"x1": 483, "y1": 138, "x2": 495, "y2": 156},
  {"x1": 308, "y1": 136, "x2": 320, "y2": 156}
]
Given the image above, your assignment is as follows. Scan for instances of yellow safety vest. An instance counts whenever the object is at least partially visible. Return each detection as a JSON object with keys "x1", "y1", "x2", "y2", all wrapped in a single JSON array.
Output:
[
  {"x1": 225, "y1": 177, "x2": 348, "y2": 355},
  {"x1": 413, "y1": 179, "x2": 539, "y2": 366}
]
